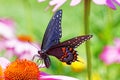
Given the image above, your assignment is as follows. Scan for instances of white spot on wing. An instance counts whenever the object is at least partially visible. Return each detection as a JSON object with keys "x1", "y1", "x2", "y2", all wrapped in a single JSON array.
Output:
[
  {"x1": 59, "y1": 21, "x2": 61, "y2": 23},
  {"x1": 77, "y1": 44, "x2": 80, "y2": 46},
  {"x1": 75, "y1": 37, "x2": 78, "y2": 39},
  {"x1": 81, "y1": 37, "x2": 85, "y2": 39},
  {"x1": 68, "y1": 41, "x2": 70, "y2": 43},
  {"x1": 56, "y1": 15, "x2": 59, "y2": 17},
  {"x1": 59, "y1": 13, "x2": 62, "y2": 16},
  {"x1": 53, "y1": 17, "x2": 55, "y2": 19},
  {"x1": 59, "y1": 10, "x2": 62, "y2": 13},
  {"x1": 59, "y1": 29, "x2": 61, "y2": 32},
  {"x1": 59, "y1": 32, "x2": 61, "y2": 35},
  {"x1": 59, "y1": 17, "x2": 62, "y2": 20}
]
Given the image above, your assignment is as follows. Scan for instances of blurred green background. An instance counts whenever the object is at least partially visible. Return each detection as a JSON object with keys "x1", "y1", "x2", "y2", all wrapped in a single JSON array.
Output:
[{"x1": 0, "y1": 0, "x2": 120, "y2": 80}]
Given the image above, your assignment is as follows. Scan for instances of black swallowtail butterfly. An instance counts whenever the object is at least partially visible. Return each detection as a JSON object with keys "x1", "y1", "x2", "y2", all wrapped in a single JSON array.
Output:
[{"x1": 34, "y1": 10, "x2": 92, "y2": 68}]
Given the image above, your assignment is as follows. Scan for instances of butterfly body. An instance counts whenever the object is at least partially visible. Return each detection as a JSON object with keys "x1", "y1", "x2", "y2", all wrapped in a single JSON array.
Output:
[{"x1": 36, "y1": 10, "x2": 93, "y2": 68}]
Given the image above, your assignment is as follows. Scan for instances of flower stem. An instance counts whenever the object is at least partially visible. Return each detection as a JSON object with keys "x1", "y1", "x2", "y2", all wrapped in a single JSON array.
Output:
[{"x1": 84, "y1": 0, "x2": 91, "y2": 80}]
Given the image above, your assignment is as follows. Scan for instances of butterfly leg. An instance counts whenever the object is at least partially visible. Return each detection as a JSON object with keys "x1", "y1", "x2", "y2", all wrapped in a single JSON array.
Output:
[
  {"x1": 32, "y1": 54, "x2": 43, "y2": 65},
  {"x1": 38, "y1": 59, "x2": 46, "y2": 68},
  {"x1": 32, "y1": 54, "x2": 45, "y2": 68},
  {"x1": 32, "y1": 54, "x2": 42, "y2": 61}
]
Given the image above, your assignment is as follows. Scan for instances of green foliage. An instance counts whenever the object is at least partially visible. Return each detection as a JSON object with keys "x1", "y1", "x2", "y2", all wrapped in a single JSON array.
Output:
[{"x1": 0, "y1": 0, "x2": 120, "y2": 80}]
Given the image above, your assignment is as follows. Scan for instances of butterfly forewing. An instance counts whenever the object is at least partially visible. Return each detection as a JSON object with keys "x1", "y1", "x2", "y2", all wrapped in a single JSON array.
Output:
[
  {"x1": 52, "y1": 35, "x2": 93, "y2": 49},
  {"x1": 41, "y1": 10, "x2": 62, "y2": 51}
]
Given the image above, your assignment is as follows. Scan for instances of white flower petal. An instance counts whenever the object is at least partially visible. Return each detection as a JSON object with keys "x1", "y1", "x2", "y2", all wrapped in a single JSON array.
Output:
[
  {"x1": 19, "y1": 43, "x2": 40, "y2": 60},
  {"x1": 116, "y1": 0, "x2": 120, "y2": 3},
  {"x1": 49, "y1": 0, "x2": 67, "y2": 12},
  {"x1": 114, "y1": 0, "x2": 120, "y2": 6},
  {"x1": 70, "y1": 0, "x2": 82, "y2": 6},
  {"x1": 5, "y1": 38, "x2": 41, "y2": 60},
  {"x1": 41, "y1": 75, "x2": 79, "y2": 80},
  {"x1": 49, "y1": 0, "x2": 58, "y2": 6},
  {"x1": 5, "y1": 39, "x2": 17, "y2": 49},
  {"x1": 0, "y1": 22, "x2": 15, "y2": 39},
  {"x1": 38, "y1": 0, "x2": 45, "y2": 2},
  {"x1": 93, "y1": 0, "x2": 106, "y2": 5},
  {"x1": 0, "y1": 57, "x2": 10, "y2": 69},
  {"x1": 0, "y1": 40, "x2": 6, "y2": 51}
]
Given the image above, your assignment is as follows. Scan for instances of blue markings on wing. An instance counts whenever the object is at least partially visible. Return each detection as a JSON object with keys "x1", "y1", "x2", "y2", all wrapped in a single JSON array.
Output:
[{"x1": 41, "y1": 10, "x2": 62, "y2": 51}]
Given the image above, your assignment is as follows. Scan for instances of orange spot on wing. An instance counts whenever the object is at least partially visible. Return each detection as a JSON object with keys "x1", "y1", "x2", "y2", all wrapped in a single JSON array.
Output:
[
  {"x1": 69, "y1": 48, "x2": 72, "y2": 51},
  {"x1": 62, "y1": 47, "x2": 66, "y2": 53}
]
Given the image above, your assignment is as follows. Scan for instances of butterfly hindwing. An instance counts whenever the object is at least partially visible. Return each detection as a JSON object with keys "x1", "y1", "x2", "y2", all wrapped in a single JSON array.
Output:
[
  {"x1": 41, "y1": 10, "x2": 62, "y2": 51},
  {"x1": 52, "y1": 35, "x2": 93, "y2": 49}
]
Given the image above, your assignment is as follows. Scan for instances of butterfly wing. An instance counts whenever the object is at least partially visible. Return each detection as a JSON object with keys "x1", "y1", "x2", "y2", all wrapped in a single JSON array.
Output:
[
  {"x1": 52, "y1": 35, "x2": 93, "y2": 49},
  {"x1": 41, "y1": 10, "x2": 62, "y2": 51},
  {"x1": 47, "y1": 35, "x2": 92, "y2": 64}
]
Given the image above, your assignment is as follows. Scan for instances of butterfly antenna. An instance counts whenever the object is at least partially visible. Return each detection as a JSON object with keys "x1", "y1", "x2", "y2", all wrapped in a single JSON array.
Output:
[
  {"x1": 27, "y1": 40, "x2": 40, "y2": 50},
  {"x1": 77, "y1": 60, "x2": 84, "y2": 64},
  {"x1": 45, "y1": 5, "x2": 50, "y2": 11}
]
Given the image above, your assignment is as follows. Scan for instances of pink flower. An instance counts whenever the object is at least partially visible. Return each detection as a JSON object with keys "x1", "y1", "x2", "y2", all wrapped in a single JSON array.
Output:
[
  {"x1": 40, "y1": 72, "x2": 79, "y2": 80},
  {"x1": 0, "y1": 18, "x2": 40, "y2": 60},
  {"x1": 114, "y1": 38, "x2": 120, "y2": 49},
  {"x1": 0, "y1": 39, "x2": 6, "y2": 52},
  {"x1": 0, "y1": 18, "x2": 16, "y2": 52},
  {"x1": 94, "y1": 0, "x2": 120, "y2": 10},
  {"x1": 0, "y1": 57, "x2": 78, "y2": 80},
  {"x1": 106, "y1": 0, "x2": 120, "y2": 10},
  {"x1": 4, "y1": 37, "x2": 40, "y2": 60},
  {"x1": 0, "y1": 18, "x2": 15, "y2": 39},
  {"x1": 113, "y1": 38, "x2": 120, "y2": 62},
  {"x1": 40, "y1": 75, "x2": 79, "y2": 80},
  {"x1": 38, "y1": 0, "x2": 120, "y2": 12},
  {"x1": 100, "y1": 38, "x2": 120, "y2": 65}
]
